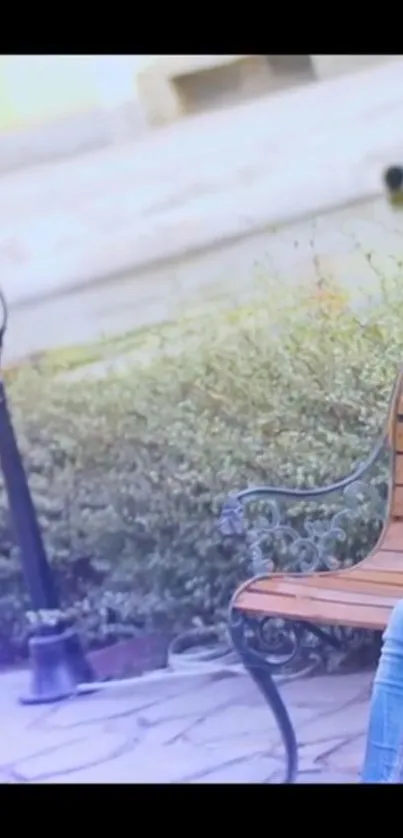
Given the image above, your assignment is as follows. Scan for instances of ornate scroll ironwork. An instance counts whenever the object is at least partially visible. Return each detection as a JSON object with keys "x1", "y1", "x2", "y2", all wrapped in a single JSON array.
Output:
[
  {"x1": 228, "y1": 606, "x2": 298, "y2": 783},
  {"x1": 220, "y1": 431, "x2": 389, "y2": 577}
]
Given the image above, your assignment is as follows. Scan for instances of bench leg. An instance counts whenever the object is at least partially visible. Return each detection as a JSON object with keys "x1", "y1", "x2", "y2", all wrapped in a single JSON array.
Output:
[{"x1": 228, "y1": 606, "x2": 298, "y2": 783}]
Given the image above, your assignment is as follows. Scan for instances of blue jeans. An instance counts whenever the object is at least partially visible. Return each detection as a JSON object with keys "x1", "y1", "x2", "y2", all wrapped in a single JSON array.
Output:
[{"x1": 362, "y1": 601, "x2": 403, "y2": 782}]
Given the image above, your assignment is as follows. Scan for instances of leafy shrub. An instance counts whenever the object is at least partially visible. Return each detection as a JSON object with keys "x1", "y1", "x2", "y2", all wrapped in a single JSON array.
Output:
[{"x1": 1, "y1": 273, "x2": 403, "y2": 663}]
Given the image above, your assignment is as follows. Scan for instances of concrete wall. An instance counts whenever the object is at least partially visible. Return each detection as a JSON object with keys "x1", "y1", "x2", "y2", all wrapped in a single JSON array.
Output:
[
  {"x1": 311, "y1": 55, "x2": 397, "y2": 79},
  {"x1": 137, "y1": 55, "x2": 316, "y2": 125},
  {"x1": 0, "y1": 56, "x2": 153, "y2": 174},
  {"x1": 0, "y1": 102, "x2": 150, "y2": 176},
  {"x1": 0, "y1": 55, "x2": 398, "y2": 175},
  {"x1": 137, "y1": 56, "x2": 253, "y2": 124},
  {"x1": 0, "y1": 56, "x2": 152, "y2": 129}
]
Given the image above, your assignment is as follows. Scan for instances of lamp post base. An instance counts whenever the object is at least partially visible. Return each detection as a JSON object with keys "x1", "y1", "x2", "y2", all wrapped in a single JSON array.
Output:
[{"x1": 20, "y1": 627, "x2": 96, "y2": 705}]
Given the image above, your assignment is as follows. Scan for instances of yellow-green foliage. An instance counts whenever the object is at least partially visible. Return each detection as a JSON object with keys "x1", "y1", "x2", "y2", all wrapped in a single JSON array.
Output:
[{"x1": 1, "y1": 276, "x2": 402, "y2": 663}]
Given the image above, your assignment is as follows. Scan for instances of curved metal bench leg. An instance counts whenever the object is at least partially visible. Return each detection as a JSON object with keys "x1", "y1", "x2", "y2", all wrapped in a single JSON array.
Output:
[{"x1": 229, "y1": 606, "x2": 298, "y2": 784}]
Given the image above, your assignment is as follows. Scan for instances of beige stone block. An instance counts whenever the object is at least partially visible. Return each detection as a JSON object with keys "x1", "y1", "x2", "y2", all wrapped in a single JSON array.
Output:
[{"x1": 311, "y1": 55, "x2": 395, "y2": 80}]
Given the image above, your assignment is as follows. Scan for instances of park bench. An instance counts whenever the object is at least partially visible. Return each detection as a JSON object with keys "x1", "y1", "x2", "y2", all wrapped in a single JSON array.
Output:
[{"x1": 220, "y1": 365, "x2": 403, "y2": 783}]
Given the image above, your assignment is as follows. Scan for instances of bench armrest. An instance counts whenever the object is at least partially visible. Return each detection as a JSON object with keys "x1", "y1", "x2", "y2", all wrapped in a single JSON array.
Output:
[{"x1": 219, "y1": 430, "x2": 388, "y2": 574}]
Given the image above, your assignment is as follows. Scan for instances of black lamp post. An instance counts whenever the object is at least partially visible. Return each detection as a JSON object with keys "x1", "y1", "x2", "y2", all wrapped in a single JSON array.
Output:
[{"x1": 0, "y1": 292, "x2": 94, "y2": 703}]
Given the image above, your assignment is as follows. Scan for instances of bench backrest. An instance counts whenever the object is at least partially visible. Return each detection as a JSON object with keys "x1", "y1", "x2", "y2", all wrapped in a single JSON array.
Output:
[{"x1": 388, "y1": 367, "x2": 403, "y2": 520}]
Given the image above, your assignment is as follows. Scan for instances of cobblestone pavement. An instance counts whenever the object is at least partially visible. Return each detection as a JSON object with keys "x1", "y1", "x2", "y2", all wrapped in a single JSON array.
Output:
[{"x1": 0, "y1": 668, "x2": 373, "y2": 783}]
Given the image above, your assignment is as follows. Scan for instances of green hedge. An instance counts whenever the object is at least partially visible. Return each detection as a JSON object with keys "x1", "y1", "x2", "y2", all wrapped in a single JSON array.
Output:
[{"x1": 1, "y1": 276, "x2": 403, "y2": 663}]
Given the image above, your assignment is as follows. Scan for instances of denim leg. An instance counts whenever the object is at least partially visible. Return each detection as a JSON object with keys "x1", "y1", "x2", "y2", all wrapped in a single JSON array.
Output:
[{"x1": 362, "y1": 601, "x2": 403, "y2": 782}]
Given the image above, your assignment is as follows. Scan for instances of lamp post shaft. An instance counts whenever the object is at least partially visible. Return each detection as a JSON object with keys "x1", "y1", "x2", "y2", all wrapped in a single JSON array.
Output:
[
  {"x1": 0, "y1": 379, "x2": 60, "y2": 610},
  {"x1": 0, "y1": 376, "x2": 94, "y2": 703}
]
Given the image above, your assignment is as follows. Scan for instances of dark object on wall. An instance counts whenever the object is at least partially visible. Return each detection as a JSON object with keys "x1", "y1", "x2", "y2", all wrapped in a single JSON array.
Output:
[{"x1": 384, "y1": 165, "x2": 403, "y2": 204}]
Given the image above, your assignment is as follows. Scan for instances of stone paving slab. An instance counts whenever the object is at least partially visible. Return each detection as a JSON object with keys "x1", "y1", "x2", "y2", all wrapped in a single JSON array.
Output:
[{"x1": 0, "y1": 667, "x2": 373, "y2": 783}]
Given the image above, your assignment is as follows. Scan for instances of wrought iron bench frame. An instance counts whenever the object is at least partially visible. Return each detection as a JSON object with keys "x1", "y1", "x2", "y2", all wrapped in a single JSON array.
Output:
[{"x1": 220, "y1": 368, "x2": 403, "y2": 784}]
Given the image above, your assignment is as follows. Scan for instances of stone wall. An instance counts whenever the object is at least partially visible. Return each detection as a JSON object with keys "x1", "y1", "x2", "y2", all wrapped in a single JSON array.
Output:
[
  {"x1": 311, "y1": 55, "x2": 397, "y2": 79},
  {"x1": 0, "y1": 101, "x2": 149, "y2": 176},
  {"x1": 0, "y1": 56, "x2": 151, "y2": 175},
  {"x1": 0, "y1": 55, "x2": 397, "y2": 176},
  {"x1": 137, "y1": 55, "x2": 316, "y2": 125}
]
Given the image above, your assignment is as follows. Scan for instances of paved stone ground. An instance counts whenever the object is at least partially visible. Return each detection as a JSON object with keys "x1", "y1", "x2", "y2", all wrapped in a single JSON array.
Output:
[{"x1": 0, "y1": 667, "x2": 373, "y2": 783}]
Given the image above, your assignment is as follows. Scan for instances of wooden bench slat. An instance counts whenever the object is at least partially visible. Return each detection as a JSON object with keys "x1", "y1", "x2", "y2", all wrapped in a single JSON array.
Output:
[
  {"x1": 395, "y1": 454, "x2": 403, "y2": 484},
  {"x1": 362, "y1": 551, "x2": 403, "y2": 570},
  {"x1": 395, "y1": 423, "x2": 403, "y2": 452},
  {"x1": 352, "y1": 568, "x2": 403, "y2": 585},
  {"x1": 380, "y1": 522, "x2": 403, "y2": 550},
  {"x1": 248, "y1": 569, "x2": 403, "y2": 594},
  {"x1": 247, "y1": 578, "x2": 400, "y2": 608},
  {"x1": 391, "y1": 486, "x2": 403, "y2": 517},
  {"x1": 234, "y1": 590, "x2": 394, "y2": 630}
]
